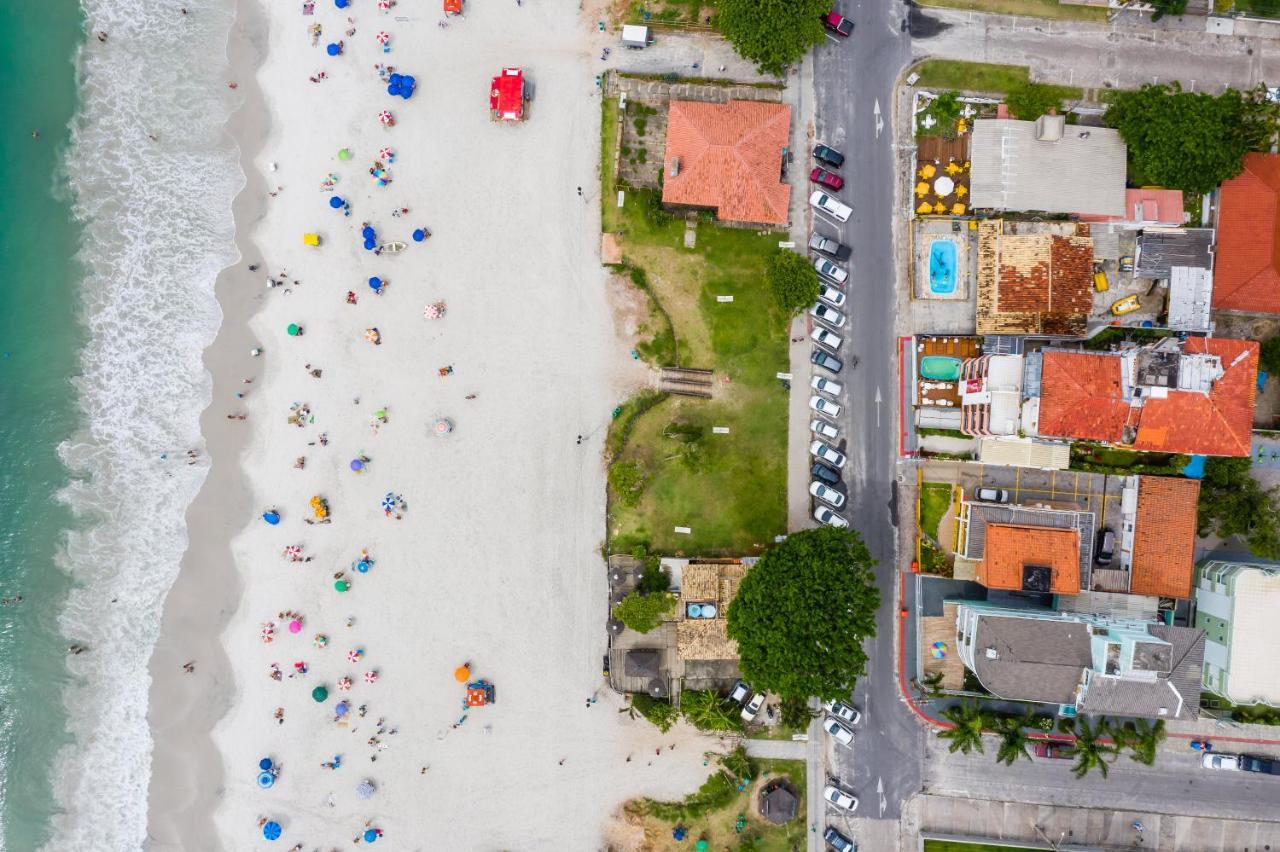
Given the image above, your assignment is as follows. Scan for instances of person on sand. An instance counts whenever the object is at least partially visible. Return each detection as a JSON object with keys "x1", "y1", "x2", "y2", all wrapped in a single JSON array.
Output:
[
  {"x1": 182, "y1": 661, "x2": 194, "y2": 673},
  {"x1": 274, "y1": 707, "x2": 285, "y2": 725}
]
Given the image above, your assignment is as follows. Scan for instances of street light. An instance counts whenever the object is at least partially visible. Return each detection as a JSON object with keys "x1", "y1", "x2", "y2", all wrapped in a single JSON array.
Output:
[{"x1": 1031, "y1": 822, "x2": 1065, "y2": 851}]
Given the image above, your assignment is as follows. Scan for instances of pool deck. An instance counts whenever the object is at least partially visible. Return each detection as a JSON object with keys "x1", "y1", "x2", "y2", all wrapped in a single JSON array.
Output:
[
  {"x1": 915, "y1": 336, "x2": 981, "y2": 408},
  {"x1": 912, "y1": 219, "x2": 973, "y2": 302}
]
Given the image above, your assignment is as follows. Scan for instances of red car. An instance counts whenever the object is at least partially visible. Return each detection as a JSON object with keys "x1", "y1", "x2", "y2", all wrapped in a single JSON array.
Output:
[
  {"x1": 822, "y1": 12, "x2": 854, "y2": 37},
  {"x1": 1033, "y1": 741, "x2": 1075, "y2": 760},
  {"x1": 810, "y1": 167, "x2": 844, "y2": 191}
]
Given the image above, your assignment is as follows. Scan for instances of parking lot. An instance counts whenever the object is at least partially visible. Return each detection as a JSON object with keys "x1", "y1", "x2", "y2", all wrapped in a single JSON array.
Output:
[{"x1": 939, "y1": 461, "x2": 1125, "y2": 526}]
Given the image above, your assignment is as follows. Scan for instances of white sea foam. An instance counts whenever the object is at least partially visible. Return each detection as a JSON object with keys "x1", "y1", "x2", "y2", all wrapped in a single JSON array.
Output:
[{"x1": 46, "y1": 1, "x2": 241, "y2": 848}]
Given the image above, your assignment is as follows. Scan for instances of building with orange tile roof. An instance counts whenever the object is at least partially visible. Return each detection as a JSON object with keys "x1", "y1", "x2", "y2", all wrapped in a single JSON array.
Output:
[
  {"x1": 661, "y1": 100, "x2": 791, "y2": 227},
  {"x1": 977, "y1": 524, "x2": 1081, "y2": 594},
  {"x1": 1033, "y1": 337, "x2": 1258, "y2": 457},
  {"x1": 1078, "y1": 188, "x2": 1186, "y2": 228},
  {"x1": 975, "y1": 221, "x2": 1095, "y2": 336},
  {"x1": 1214, "y1": 153, "x2": 1280, "y2": 314},
  {"x1": 1130, "y1": 477, "x2": 1200, "y2": 598}
]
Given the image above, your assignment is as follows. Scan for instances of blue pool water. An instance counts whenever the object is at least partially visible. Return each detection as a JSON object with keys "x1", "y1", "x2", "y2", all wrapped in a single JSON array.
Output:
[{"x1": 929, "y1": 240, "x2": 957, "y2": 295}]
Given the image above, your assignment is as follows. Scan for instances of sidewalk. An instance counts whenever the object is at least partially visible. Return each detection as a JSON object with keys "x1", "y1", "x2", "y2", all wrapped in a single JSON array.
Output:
[{"x1": 742, "y1": 737, "x2": 808, "y2": 760}]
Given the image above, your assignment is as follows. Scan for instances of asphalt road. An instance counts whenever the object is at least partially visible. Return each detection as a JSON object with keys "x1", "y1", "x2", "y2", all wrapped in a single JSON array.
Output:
[{"x1": 809, "y1": 0, "x2": 921, "y2": 836}]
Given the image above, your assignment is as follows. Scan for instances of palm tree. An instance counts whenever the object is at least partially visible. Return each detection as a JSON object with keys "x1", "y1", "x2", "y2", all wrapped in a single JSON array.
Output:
[
  {"x1": 1119, "y1": 718, "x2": 1166, "y2": 765},
  {"x1": 1071, "y1": 717, "x2": 1119, "y2": 778},
  {"x1": 995, "y1": 711, "x2": 1035, "y2": 766},
  {"x1": 938, "y1": 702, "x2": 988, "y2": 755}
]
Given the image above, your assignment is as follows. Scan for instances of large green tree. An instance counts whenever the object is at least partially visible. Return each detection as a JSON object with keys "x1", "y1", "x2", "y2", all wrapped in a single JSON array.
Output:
[
  {"x1": 1104, "y1": 84, "x2": 1276, "y2": 195},
  {"x1": 767, "y1": 249, "x2": 821, "y2": 316},
  {"x1": 726, "y1": 527, "x2": 879, "y2": 701},
  {"x1": 716, "y1": 0, "x2": 828, "y2": 77},
  {"x1": 1198, "y1": 457, "x2": 1280, "y2": 560}
]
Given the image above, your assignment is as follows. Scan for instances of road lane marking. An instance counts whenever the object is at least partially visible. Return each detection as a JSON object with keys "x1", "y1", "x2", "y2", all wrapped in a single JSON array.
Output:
[
  {"x1": 874, "y1": 99, "x2": 884, "y2": 139},
  {"x1": 875, "y1": 386, "x2": 883, "y2": 428}
]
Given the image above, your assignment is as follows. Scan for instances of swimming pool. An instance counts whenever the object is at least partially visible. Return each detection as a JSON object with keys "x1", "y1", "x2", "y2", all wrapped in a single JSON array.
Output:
[
  {"x1": 920, "y1": 355, "x2": 962, "y2": 382},
  {"x1": 929, "y1": 239, "x2": 957, "y2": 295}
]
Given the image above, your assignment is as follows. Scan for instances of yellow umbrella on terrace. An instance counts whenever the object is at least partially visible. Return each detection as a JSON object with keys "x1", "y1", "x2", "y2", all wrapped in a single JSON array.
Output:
[
  {"x1": 933, "y1": 201, "x2": 946, "y2": 214},
  {"x1": 915, "y1": 181, "x2": 930, "y2": 197},
  {"x1": 920, "y1": 163, "x2": 937, "y2": 179},
  {"x1": 956, "y1": 184, "x2": 968, "y2": 198},
  {"x1": 945, "y1": 161, "x2": 962, "y2": 176},
  {"x1": 951, "y1": 202, "x2": 967, "y2": 215},
  {"x1": 917, "y1": 201, "x2": 934, "y2": 215}
]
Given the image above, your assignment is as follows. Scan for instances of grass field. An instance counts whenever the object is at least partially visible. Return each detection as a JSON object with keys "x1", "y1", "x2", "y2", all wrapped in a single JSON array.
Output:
[
  {"x1": 912, "y1": 60, "x2": 1083, "y2": 102},
  {"x1": 914, "y1": 0, "x2": 1108, "y2": 20},
  {"x1": 919, "y1": 482, "x2": 954, "y2": 541}
]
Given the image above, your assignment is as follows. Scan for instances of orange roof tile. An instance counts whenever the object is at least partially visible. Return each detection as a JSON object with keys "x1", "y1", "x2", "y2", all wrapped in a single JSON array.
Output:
[
  {"x1": 977, "y1": 524, "x2": 1081, "y2": 594},
  {"x1": 661, "y1": 100, "x2": 791, "y2": 226},
  {"x1": 1037, "y1": 339, "x2": 1258, "y2": 457},
  {"x1": 1130, "y1": 476, "x2": 1200, "y2": 599},
  {"x1": 1214, "y1": 153, "x2": 1280, "y2": 314},
  {"x1": 1078, "y1": 188, "x2": 1185, "y2": 226}
]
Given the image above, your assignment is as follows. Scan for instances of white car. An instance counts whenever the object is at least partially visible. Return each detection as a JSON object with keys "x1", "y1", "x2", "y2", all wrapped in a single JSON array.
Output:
[
  {"x1": 811, "y1": 327, "x2": 843, "y2": 350},
  {"x1": 811, "y1": 375, "x2": 843, "y2": 396},
  {"x1": 810, "y1": 440, "x2": 847, "y2": 468},
  {"x1": 741, "y1": 692, "x2": 766, "y2": 722},
  {"x1": 810, "y1": 303, "x2": 847, "y2": 328},
  {"x1": 809, "y1": 395, "x2": 842, "y2": 417},
  {"x1": 823, "y1": 700, "x2": 862, "y2": 725},
  {"x1": 810, "y1": 481, "x2": 846, "y2": 509},
  {"x1": 814, "y1": 505, "x2": 848, "y2": 528},
  {"x1": 813, "y1": 257, "x2": 849, "y2": 284},
  {"x1": 810, "y1": 190, "x2": 852, "y2": 222},
  {"x1": 811, "y1": 418, "x2": 840, "y2": 440},
  {"x1": 822, "y1": 783, "x2": 859, "y2": 812},
  {"x1": 818, "y1": 284, "x2": 846, "y2": 308},
  {"x1": 1203, "y1": 753, "x2": 1242, "y2": 770},
  {"x1": 822, "y1": 716, "x2": 854, "y2": 746}
]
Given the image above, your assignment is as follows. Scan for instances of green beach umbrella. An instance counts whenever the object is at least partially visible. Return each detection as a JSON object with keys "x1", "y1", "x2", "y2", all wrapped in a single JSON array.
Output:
[
  {"x1": 335, "y1": 579, "x2": 350, "y2": 592},
  {"x1": 338, "y1": 148, "x2": 351, "y2": 160},
  {"x1": 312, "y1": 685, "x2": 328, "y2": 702},
  {"x1": 695, "y1": 841, "x2": 708, "y2": 852},
  {"x1": 287, "y1": 323, "x2": 301, "y2": 336}
]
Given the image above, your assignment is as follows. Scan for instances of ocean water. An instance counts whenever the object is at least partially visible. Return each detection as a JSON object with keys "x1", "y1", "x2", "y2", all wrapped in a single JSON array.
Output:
[{"x1": 1, "y1": 0, "x2": 241, "y2": 848}]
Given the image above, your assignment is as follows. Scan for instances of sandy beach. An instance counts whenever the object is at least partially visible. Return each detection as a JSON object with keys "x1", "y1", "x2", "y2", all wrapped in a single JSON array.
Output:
[{"x1": 146, "y1": 0, "x2": 721, "y2": 849}]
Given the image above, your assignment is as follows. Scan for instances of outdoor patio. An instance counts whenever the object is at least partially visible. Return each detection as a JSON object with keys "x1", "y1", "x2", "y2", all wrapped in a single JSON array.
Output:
[
  {"x1": 913, "y1": 218, "x2": 975, "y2": 302},
  {"x1": 915, "y1": 135, "x2": 971, "y2": 218},
  {"x1": 920, "y1": 601, "x2": 964, "y2": 691}
]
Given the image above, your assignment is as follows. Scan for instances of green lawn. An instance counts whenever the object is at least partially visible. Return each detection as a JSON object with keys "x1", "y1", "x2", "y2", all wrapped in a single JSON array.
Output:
[
  {"x1": 913, "y1": 0, "x2": 1108, "y2": 20},
  {"x1": 924, "y1": 842, "x2": 1043, "y2": 852},
  {"x1": 912, "y1": 60, "x2": 1083, "y2": 101},
  {"x1": 919, "y1": 482, "x2": 954, "y2": 542}
]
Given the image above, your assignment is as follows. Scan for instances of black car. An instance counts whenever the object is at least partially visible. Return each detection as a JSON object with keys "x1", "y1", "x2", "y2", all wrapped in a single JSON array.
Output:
[
  {"x1": 811, "y1": 461, "x2": 841, "y2": 486},
  {"x1": 823, "y1": 826, "x2": 856, "y2": 852},
  {"x1": 1241, "y1": 755, "x2": 1280, "y2": 774},
  {"x1": 811, "y1": 349, "x2": 844, "y2": 374},
  {"x1": 809, "y1": 233, "x2": 852, "y2": 261},
  {"x1": 813, "y1": 144, "x2": 845, "y2": 169}
]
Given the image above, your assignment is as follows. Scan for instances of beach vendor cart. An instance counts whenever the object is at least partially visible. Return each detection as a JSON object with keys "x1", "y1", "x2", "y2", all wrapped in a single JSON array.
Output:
[
  {"x1": 489, "y1": 68, "x2": 528, "y2": 122},
  {"x1": 465, "y1": 680, "x2": 496, "y2": 707},
  {"x1": 303, "y1": 232, "x2": 321, "y2": 246}
]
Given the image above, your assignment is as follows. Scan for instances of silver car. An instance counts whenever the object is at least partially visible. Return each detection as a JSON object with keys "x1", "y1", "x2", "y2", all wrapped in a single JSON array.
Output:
[
  {"x1": 814, "y1": 505, "x2": 848, "y2": 528},
  {"x1": 811, "y1": 327, "x2": 843, "y2": 350},
  {"x1": 810, "y1": 440, "x2": 846, "y2": 468},
  {"x1": 813, "y1": 257, "x2": 849, "y2": 284},
  {"x1": 822, "y1": 782, "x2": 859, "y2": 812},
  {"x1": 810, "y1": 481, "x2": 846, "y2": 509},
  {"x1": 810, "y1": 303, "x2": 847, "y2": 328},
  {"x1": 811, "y1": 418, "x2": 840, "y2": 440},
  {"x1": 809, "y1": 395, "x2": 842, "y2": 417},
  {"x1": 818, "y1": 284, "x2": 846, "y2": 308}
]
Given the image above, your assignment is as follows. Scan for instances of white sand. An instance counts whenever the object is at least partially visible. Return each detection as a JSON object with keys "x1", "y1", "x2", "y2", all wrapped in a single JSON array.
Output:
[{"x1": 149, "y1": 0, "x2": 724, "y2": 849}]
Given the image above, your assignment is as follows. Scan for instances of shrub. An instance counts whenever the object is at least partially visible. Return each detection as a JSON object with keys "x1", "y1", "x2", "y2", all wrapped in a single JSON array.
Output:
[
  {"x1": 637, "y1": 555, "x2": 670, "y2": 594},
  {"x1": 612, "y1": 591, "x2": 677, "y2": 633},
  {"x1": 779, "y1": 696, "x2": 815, "y2": 729},
  {"x1": 682, "y1": 689, "x2": 746, "y2": 732},
  {"x1": 609, "y1": 460, "x2": 648, "y2": 506},
  {"x1": 631, "y1": 694, "x2": 680, "y2": 732},
  {"x1": 766, "y1": 249, "x2": 820, "y2": 315}
]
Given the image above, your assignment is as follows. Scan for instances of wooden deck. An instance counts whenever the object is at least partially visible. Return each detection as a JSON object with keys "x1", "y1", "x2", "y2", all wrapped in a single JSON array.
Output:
[{"x1": 920, "y1": 602, "x2": 964, "y2": 690}]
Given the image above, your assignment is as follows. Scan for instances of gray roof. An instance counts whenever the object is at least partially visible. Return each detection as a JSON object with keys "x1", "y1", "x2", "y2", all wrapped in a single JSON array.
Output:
[
  {"x1": 970, "y1": 614, "x2": 1092, "y2": 704},
  {"x1": 1134, "y1": 228, "x2": 1214, "y2": 277},
  {"x1": 1079, "y1": 625, "x2": 1205, "y2": 720},
  {"x1": 624, "y1": 649, "x2": 661, "y2": 678},
  {"x1": 969, "y1": 117, "x2": 1127, "y2": 216},
  {"x1": 1166, "y1": 266, "x2": 1213, "y2": 333}
]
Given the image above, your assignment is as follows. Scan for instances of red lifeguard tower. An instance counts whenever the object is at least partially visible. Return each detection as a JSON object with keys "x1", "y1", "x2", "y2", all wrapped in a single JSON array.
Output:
[{"x1": 489, "y1": 68, "x2": 527, "y2": 122}]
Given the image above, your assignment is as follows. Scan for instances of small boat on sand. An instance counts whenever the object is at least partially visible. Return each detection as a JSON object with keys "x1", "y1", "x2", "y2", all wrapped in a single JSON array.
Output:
[{"x1": 375, "y1": 241, "x2": 407, "y2": 255}]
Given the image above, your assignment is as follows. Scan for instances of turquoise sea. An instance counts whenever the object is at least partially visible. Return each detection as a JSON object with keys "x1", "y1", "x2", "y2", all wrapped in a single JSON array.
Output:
[{"x1": 0, "y1": 1, "x2": 84, "y2": 847}]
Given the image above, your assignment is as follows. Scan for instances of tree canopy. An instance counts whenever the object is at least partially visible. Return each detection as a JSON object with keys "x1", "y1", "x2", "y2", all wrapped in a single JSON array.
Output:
[
  {"x1": 1005, "y1": 83, "x2": 1065, "y2": 122},
  {"x1": 1198, "y1": 456, "x2": 1280, "y2": 560},
  {"x1": 1104, "y1": 84, "x2": 1276, "y2": 195},
  {"x1": 716, "y1": 0, "x2": 828, "y2": 77},
  {"x1": 1261, "y1": 336, "x2": 1280, "y2": 378},
  {"x1": 1149, "y1": 0, "x2": 1188, "y2": 20},
  {"x1": 613, "y1": 591, "x2": 676, "y2": 633},
  {"x1": 726, "y1": 527, "x2": 879, "y2": 701},
  {"x1": 767, "y1": 249, "x2": 821, "y2": 316}
]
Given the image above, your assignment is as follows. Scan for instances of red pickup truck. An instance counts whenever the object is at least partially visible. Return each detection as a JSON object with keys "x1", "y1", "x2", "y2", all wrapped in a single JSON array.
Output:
[
  {"x1": 1033, "y1": 741, "x2": 1075, "y2": 759},
  {"x1": 822, "y1": 12, "x2": 854, "y2": 37}
]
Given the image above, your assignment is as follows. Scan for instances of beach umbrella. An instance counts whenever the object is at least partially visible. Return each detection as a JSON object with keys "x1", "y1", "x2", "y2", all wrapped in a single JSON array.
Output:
[
  {"x1": 259, "y1": 757, "x2": 273, "y2": 771},
  {"x1": 673, "y1": 826, "x2": 687, "y2": 841},
  {"x1": 433, "y1": 418, "x2": 453, "y2": 435},
  {"x1": 335, "y1": 578, "x2": 350, "y2": 592},
  {"x1": 350, "y1": 459, "x2": 365, "y2": 472},
  {"x1": 368, "y1": 276, "x2": 382, "y2": 291},
  {"x1": 364, "y1": 238, "x2": 376, "y2": 250},
  {"x1": 335, "y1": 700, "x2": 350, "y2": 717},
  {"x1": 347, "y1": 650, "x2": 363, "y2": 663},
  {"x1": 329, "y1": 196, "x2": 344, "y2": 209},
  {"x1": 356, "y1": 780, "x2": 376, "y2": 799},
  {"x1": 337, "y1": 677, "x2": 353, "y2": 692},
  {"x1": 378, "y1": 147, "x2": 393, "y2": 160},
  {"x1": 263, "y1": 821, "x2": 282, "y2": 841},
  {"x1": 454, "y1": 664, "x2": 471, "y2": 683},
  {"x1": 262, "y1": 510, "x2": 280, "y2": 525},
  {"x1": 375, "y1": 31, "x2": 390, "y2": 45},
  {"x1": 312, "y1": 685, "x2": 328, "y2": 702},
  {"x1": 364, "y1": 670, "x2": 378, "y2": 684},
  {"x1": 313, "y1": 633, "x2": 328, "y2": 648},
  {"x1": 326, "y1": 42, "x2": 342, "y2": 56},
  {"x1": 288, "y1": 619, "x2": 303, "y2": 634},
  {"x1": 338, "y1": 148, "x2": 352, "y2": 161},
  {"x1": 361, "y1": 226, "x2": 375, "y2": 239},
  {"x1": 335, "y1": 0, "x2": 349, "y2": 6},
  {"x1": 257, "y1": 771, "x2": 275, "y2": 789},
  {"x1": 287, "y1": 323, "x2": 301, "y2": 336},
  {"x1": 355, "y1": 559, "x2": 371, "y2": 573},
  {"x1": 283, "y1": 545, "x2": 301, "y2": 559},
  {"x1": 387, "y1": 83, "x2": 401, "y2": 97},
  {"x1": 377, "y1": 111, "x2": 393, "y2": 126},
  {"x1": 364, "y1": 829, "x2": 379, "y2": 843},
  {"x1": 412, "y1": 229, "x2": 425, "y2": 242},
  {"x1": 382, "y1": 493, "x2": 397, "y2": 511},
  {"x1": 695, "y1": 842, "x2": 707, "y2": 852}
]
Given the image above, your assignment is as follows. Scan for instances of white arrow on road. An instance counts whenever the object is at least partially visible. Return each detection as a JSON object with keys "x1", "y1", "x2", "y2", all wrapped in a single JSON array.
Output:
[
  {"x1": 877, "y1": 776, "x2": 887, "y2": 817},
  {"x1": 875, "y1": 386, "x2": 883, "y2": 429},
  {"x1": 874, "y1": 99, "x2": 884, "y2": 139}
]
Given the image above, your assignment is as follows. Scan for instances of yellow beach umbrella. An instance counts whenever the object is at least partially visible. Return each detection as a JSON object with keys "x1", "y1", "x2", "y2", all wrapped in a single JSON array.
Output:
[
  {"x1": 945, "y1": 161, "x2": 962, "y2": 176},
  {"x1": 951, "y1": 202, "x2": 967, "y2": 215},
  {"x1": 917, "y1": 201, "x2": 934, "y2": 215},
  {"x1": 933, "y1": 201, "x2": 946, "y2": 214},
  {"x1": 921, "y1": 163, "x2": 937, "y2": 179},
  {"x1": 956, "y1": 184, "x2": 968, "y2": 198},
  {"x1": 915, "y1": 181, "x2": 930, "y2": 197}
]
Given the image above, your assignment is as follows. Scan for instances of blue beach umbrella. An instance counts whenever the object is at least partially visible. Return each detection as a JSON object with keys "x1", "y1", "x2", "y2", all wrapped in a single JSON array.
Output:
[
  {"x1": 389, "y1": 74, "x2": 403, "y2": 85},
  {"x1": 387, "y1": 83, "x2": 401, "y2": 97},
  {"x1": 356, "y1": 559, "x2": 371, "y2": 574},
  {"x1": 361, "y1": 225, "x2": 375, "y2": 239},
  {"x1": 259, "y1": 757, "x2": 273, "y2": 771},
  {"x1": 335, "y1": 700, "x2": 350, "y2": 717},
  {"x1": 411, "y1": 229, "x2": 425, "y2": 242},
  {"x1": 382, "y1": 493, "x2": 396, "y2": 511},
  {"x1": 257, "y1": 771, "x2": 275, "y2": 789},
  {"x1": 262, "y1": 510, "x2": 280, "y2": 525},
  {"x1": 364, "y1": 239, "x2": 376, "y2": 251},
  {"x1": 364, "y1": 829, "x2": 379, "y2": 843},
  {"x1": 326, "y1": 43, "x2": 341, "y2": 57},
  {"x1": 329, "y1": 196, "x2": 344, "y2": 209},
  {"x1": 403, "y1": 75, "x2": 415, "y2": 88},
  {"x1": 368, "y1": 276, "x2": 382, "y2": 291},
  {"x1": 263, "y1": 820, "x2": 282, "y2": 841},
  {"x1": 335, "y1": 0, "x2": 349, "y2": 6}
]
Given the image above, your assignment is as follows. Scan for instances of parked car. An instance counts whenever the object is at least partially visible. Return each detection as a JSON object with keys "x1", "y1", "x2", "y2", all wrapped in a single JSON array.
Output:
[
  {"x1": 1240, "y1": 755, "x2": 1280, "y2": 775},
  {"x1": 821, "y1": 11, "x2": 855, "y2": 36},
  {"x1": 818, "y1": 284, "x2": 846, "y2": 308},
  {"x1": 810, "y1": 481, "x2": 846, "y2": 509},
  {"x1": 823, "y1": 827, "x2": 856, "y2": 852},
  {"x1": 1110, "y1": 294, "x2": 1142, "y2": 316},
  {"x1": 823, "y1": 700, "x2": 862, "y2": 725},
  {"x1": 809, "y1": 395, "x2": 842, "y2": 418},
  {"x1": 975, "y1": 487, "x2": 1010, "y2": 503},
  {"x1": 810, "y1": 167, "x2": 845, "y2": 191},
  {"x1": 814, "y1": 257, "x2": 849, "y2": 284},
  {"x1": 1095, "y1": 528, "x2": 1115, "y2": 566},
  {"x1": 811, "y1": 349, "x2": 843, "y2": 374},
  {"x1": 811, "y1": 303, "x2": 847, "y2": 328},
  {"x1": 811, "y1": 460, "x2": 841, "y2": 486},
  {"x1": 809, "y1": 233, "x2": 852, "y2": 261},
  {"x1": 810, "y1": 190, "x2": 852, "y2": 222},
  {"x1": 810, "y1": 440, "x2": 847, "y2": 468},
  {"x1": 1032, "y1": 741, "x2": 1074, "y2": 760},
  {"x1": 814, "y1": 504, "x2": 848, "y2": 528},
  {"x1": 811, "y1": 418, "x2": 841, "y2": 440},
  {"x1": 811, "y1": 327, "x2": 843, "y2": 350},
  {"x1": 813, "y1": 143, "x2": 845, "y2": 169},
  {"x1": 822, "y1": 716, "x2": 854, "y2": 746},
  {"x1": 1204, "y1": 753, "x2": 1242, "y2": 771},
  {"x1": 741, "y1": 692, "x2": 766, "y2": 722},
  {"x1": 822, "y1": 782, "x2": 859, "y2": 812},
  {"x1": 729, "y1": 680, "x2": 751, "y2": 705},
  {"x1": 811, "y1": 376, "x2": 843, "y2": 396}
]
